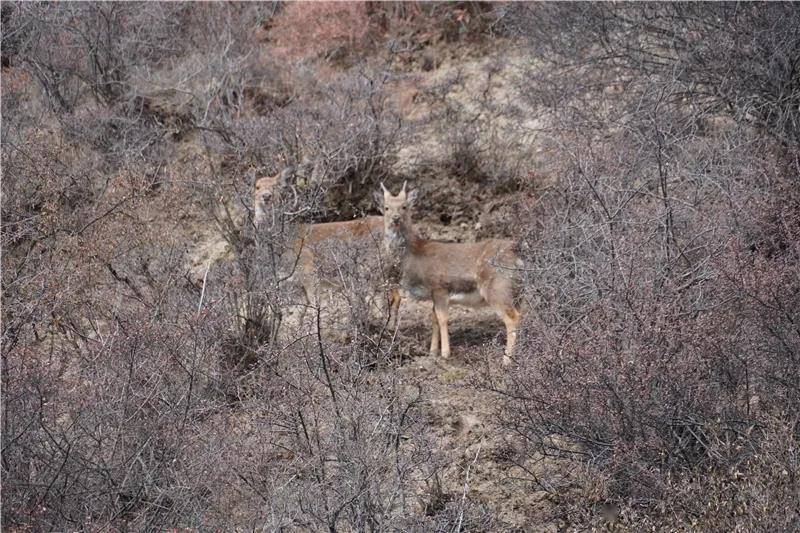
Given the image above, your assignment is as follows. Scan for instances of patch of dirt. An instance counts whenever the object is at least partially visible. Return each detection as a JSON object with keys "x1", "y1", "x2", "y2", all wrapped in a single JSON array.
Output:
[{"x1": 392, "y1": 296, "x2": 557, "y2": 529}]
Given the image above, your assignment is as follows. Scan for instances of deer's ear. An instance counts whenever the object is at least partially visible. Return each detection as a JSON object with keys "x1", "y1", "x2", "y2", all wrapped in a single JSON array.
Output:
[
  {"x1": 407, "y1": 188, "x2": 420, "y2": 205},
  {"x1": 279, "y1": 166, "x2": 295, "y2": 186},
  {"x1": 373, "y1": 189, "x2": 385, "y2": 211}
]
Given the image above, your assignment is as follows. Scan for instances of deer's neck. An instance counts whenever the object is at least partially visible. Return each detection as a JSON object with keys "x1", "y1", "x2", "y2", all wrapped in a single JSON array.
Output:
[
  {"x1": 384, "y1": 220, "x2": 421, "y2": 258},
  {"x1": 383, "y1": 221, "x2": 423, "y2": 288}
]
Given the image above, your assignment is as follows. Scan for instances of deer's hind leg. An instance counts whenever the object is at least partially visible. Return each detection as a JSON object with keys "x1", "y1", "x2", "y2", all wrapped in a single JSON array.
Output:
[
  {"x1": 481, "y1": 274, "x2": 521, "y2": 366},
  {"x1": 296, "y1": 279, "x2": 315, "y2": 327},
  {"x1": 429, "y1": 305, "x2": 440, "y2": 356},
  {"x1": 498, "y1": 307, "x2": 521, "y2": 366}
]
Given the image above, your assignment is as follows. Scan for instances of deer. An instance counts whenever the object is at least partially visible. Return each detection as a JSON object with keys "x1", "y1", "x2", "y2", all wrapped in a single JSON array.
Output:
[
  {"x1": 375, "y1": 182, "x2": 522, "y2": 366},
  {"x1": 253, "y1": 166, "x2": 296, "y2": 227},
  {"x1": 253, "y1": 168, "x2": 401, "y2": 328}
]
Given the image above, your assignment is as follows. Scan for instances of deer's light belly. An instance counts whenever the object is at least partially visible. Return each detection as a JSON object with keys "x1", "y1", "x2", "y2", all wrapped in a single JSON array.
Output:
[
  {"x1": 404, "y1": 283, "x2": 486, "y2": 307},
  {"x1": 449, "y1": 291, "x2": 486, "y2": 307}
]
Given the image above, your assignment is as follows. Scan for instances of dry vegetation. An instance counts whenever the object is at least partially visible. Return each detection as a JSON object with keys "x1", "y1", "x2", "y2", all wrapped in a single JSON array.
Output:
[{"x1": 2, "y1": 2, "x2": 799, "y2": 531}]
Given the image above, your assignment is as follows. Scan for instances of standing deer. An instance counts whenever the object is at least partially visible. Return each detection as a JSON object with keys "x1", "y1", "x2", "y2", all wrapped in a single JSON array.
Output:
[
  {"x1": 254, "y1": 169, "x2": 400, "y2": 327},
  {"x1": 376, "y1": 182, "x2": 522, "y2": 366}
]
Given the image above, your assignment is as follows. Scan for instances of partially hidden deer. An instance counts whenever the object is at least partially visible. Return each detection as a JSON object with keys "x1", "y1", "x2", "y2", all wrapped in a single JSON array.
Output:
[
  {"x1": 376, "y1": 182, "x2": 522, "y2": 366},
  {"x1": 254, "y1": 168, "x2": 400, "y2": 327}
]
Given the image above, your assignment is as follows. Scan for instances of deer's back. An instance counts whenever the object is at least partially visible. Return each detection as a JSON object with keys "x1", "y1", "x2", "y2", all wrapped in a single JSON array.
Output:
[
  {"x1": 299, "y1": 216, "x2": 383, "y2": 245},
  {"x1": 293, "y1": 216, "x2": 386, "y2": 287}
]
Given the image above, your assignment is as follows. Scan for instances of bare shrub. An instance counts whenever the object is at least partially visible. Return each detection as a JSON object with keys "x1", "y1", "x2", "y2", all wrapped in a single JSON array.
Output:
[
  {"x1": 268, "y1": 2, "x2": 497, "y2": 65},
  {"x1": 269, "y1": 2, "x2": 375, "y2": 63},
  {"x1": 167, "y1": 330, "x2": 436, "y2": 530},
  {"x1": 501, "y1": 2, "x2": 800, "y2": 148},
  {"x1": 7, "y1": 3, "x2": 182, "y2": 110},
  {"x1": 1, "y1": 126, "x2": 228, "y2": 528},
  {"x1": 483, "y1": 5, "x2": 800, "y2": 524},
  {"x1": 497, "y1": 133, "x2": 800, "y2": 526}
]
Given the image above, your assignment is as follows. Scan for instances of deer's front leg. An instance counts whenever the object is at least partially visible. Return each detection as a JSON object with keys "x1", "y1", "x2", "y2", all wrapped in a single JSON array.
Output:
[
  {"x1": 389, "y1": 288, "x2": 401, "y2": 331},
  {"x1": 432, "y1": 290, "x2": 450, "y2": 359}
]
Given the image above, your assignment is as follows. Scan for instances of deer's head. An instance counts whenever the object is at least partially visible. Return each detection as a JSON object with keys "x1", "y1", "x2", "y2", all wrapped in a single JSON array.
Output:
[
  {"x1": 375, "y1": 181, "x2": 419, "y2": 231},
  {"x1": 255, "y1": 166, "x2": 296, "y2": 207}
]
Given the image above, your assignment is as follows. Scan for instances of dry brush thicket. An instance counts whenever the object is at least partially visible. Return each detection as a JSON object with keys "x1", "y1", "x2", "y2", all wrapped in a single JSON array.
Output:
[
  {"x1": 495, "y1": 3, "x2": 800, "y2": 529},
  {"x1": 2, "y1": 2, "x2": 799, "y2": 531}
]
